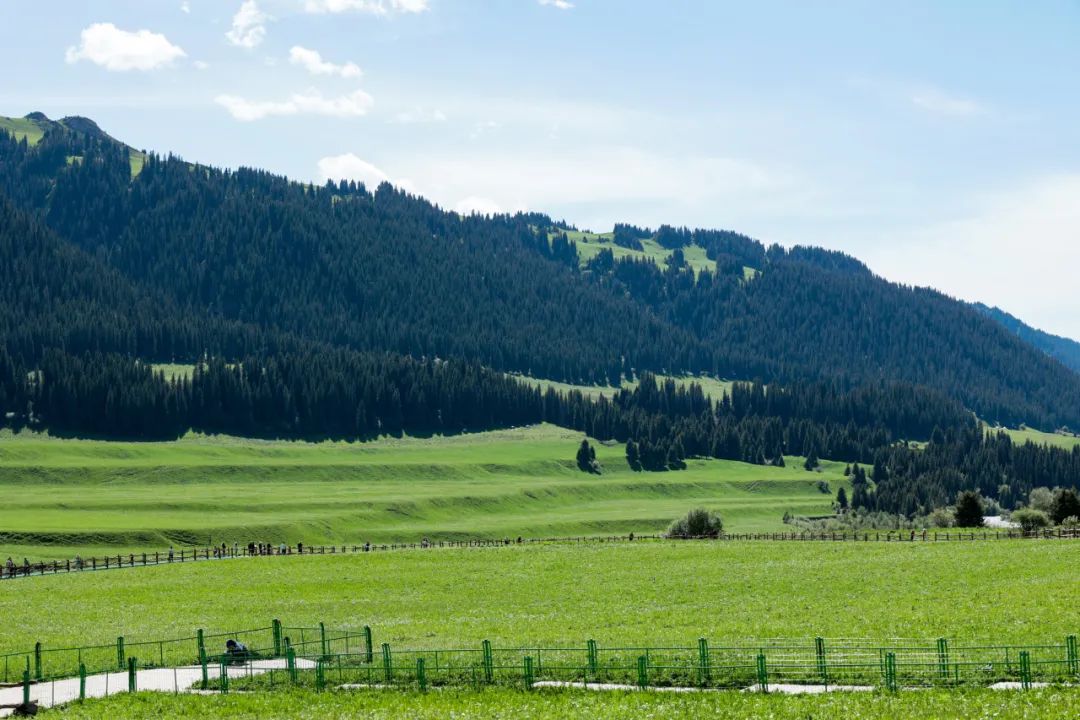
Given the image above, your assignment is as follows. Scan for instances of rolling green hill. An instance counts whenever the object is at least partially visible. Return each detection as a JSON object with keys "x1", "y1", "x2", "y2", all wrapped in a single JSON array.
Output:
[{"x1": 0, "y1": 424, "x2": 846, "y2": 560}]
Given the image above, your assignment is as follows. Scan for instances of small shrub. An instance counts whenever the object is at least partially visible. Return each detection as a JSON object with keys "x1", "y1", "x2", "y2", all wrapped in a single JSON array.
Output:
[
  {"x1": 1060, "y1": 515, "x2": 1080, "y2": 529},
  {"x1": 1011, "y1": 507, "x2": 1051, "y2": 532},
  {"x1": 1028, "y1": 487, "x2": 1055, "y2": 514},
  {"x1": 927, "y1": 507, "x2": 955, "y2": 528},
  {"x1": 666, "y1": 508, "x2": 723, "y2": 539}
]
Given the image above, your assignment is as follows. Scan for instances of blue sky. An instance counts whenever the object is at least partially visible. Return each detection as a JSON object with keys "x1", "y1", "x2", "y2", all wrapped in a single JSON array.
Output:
[{"x1": 2, "y1": 1, "x2": 1079, "y2": 338}]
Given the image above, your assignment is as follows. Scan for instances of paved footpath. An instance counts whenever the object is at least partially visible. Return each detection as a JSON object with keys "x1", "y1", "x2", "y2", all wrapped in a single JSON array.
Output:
[{"x1": 0, "y1": 658, "x2": 316, "y2": 716}]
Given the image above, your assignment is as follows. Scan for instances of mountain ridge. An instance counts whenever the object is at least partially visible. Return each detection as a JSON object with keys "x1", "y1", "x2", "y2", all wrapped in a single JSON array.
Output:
[{"x1": 2, "y1": 111, "x2": 1080, "y2": 432}]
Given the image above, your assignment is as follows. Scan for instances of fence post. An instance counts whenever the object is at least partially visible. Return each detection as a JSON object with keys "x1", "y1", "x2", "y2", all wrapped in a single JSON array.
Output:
[
  {"x1": 936, "y1": 638, "x2": 949, "y2": 681},
  {"x1": 815, "y1": 637, "x2": 827, "y2": 683},
  {"x1": 522, "y1": 656, "x2": 535, "y2": 690},
  {"x1": 117, "y1": 636, "x2": 125, "y2": 670},
  {"x1": 697, "y1": 638, "x2": 711, "y2": 686},
  {"x1": 363, "y1": 626, "x2": 374, "y2": 664},
  {"x1": 884, "y1": 652, "x2": 897, "y2": 692},
  {"x1": 756, "y1": 653, "x2": 768, "y2": 693},
  {"x1": 315, "y1": 659, "x2": 326, "y2": 691},
  {"x1": 287, "y1": 647, "x2": 297, "y2": 683},
  {"x1": 219, "y1": 658, "x2": 229, "y2": 694},
  {"x1": 273, "y1": 619, "x2": 282, "y2": 657},
  {"x1": 416, "y1": 657, "x2": 427, "y2": 691},
  {"x1": 1068, "y1": 635, "x2": 1078, "y2": 676},
  {"x1": 197, "y1": 629, "x2": 205, "y2": 661},
  {"x1": 1019, "y1": 651, "x2": 1031, "y2": 690},
  {"x1": 200, "y1": 647, "x2": 208, "y2": 690},
  {"x1": 319, "y1": 622, "x2": 328, "y2": 658},
  {"x1": 33, "y1": 642, "x2": 42, "y2": 681},
  {"x1": 22, "y1": 667, "x2": 29, "y2": 707},
  {"x1": 636, "y1": 655, "x2": 648, "y2": 689},
  {"x1": 586, "y1": 639, "x2": 598, "y2": 677},
  {"x1": 79, "y1": 662, "x2": 86, "y2": 700},
  {"x1": 382, "y1": 643, "x2": 392, "y2": 684},
  {"x1": 482, "y1": 640, "x2": 494, "y2": 683}
]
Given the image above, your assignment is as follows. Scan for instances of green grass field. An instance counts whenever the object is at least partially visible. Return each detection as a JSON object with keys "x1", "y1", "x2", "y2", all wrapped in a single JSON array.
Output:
[
  {"x1": 3, "y1": 540, "x2": 1076, "y2": 653},
  {"x1": 40, "y1": 686, "x2": 1080, "y2": 720},
  {"x1": 0, "y1": 424, "x2": 844, "y2": 560},
  {"x1": 3, "y1": 540, "x2": 1080, "y2": 718}
]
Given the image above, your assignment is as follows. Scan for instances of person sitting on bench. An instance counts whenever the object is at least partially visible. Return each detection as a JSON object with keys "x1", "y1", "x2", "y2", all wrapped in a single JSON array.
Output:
[{"x1": 225, "y1": 639, "x2": 250, "y2": 663}]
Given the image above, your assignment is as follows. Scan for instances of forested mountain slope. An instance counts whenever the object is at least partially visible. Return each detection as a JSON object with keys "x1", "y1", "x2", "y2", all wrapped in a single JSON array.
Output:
[
  {"x1": 3, "y1": 112, "x2": 1080, "y2": 432},
  {"x1": 975, "y1": 303, "x2": 1080, "y2": 375}
]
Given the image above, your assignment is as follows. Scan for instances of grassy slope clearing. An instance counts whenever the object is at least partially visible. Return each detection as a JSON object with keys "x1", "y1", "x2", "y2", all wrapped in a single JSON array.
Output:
[
  {"x1": 998, "y1": 425, "x2": 1080, "y2": 450},
  {"x1": 0, "y1": 425, "x2": 844, "y2": 560}
]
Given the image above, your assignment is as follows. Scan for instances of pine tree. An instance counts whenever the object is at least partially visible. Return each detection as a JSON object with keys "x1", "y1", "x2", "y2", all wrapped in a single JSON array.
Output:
[
  {"x1": 625, "y1": 440, "x2": 642, "y2": 471},
  {"x1": 836, "y1": 487, "x2": 849, "y2": 511},
  {"x1": 954, "y1": 490, "x2": 984, "y2": 528},
  {"x1": 1051, "y1": 488, "x2": 1080, "y2": 525}
]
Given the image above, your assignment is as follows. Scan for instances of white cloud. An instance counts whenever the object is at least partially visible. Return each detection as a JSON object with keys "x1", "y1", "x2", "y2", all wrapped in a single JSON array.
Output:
[
  {"x1": 539, "y1": 0, "x2": 574, "y2": 8},
  {"x1": 455, "y1": 196, "x2": 504, "y2": 216},
  {"x1": 318, "y1": 153, "x2": 389, "y2": 186},
  {"x1": 304, "y1": 0, "x2": 429, "y2": 14},
  {"x1": 316, "y1": 153, "x2": 416, "y2": 193},
  {"x1": 864, "y1": 174, "x2": 1080, "y2": 339},
  {"x1": 216, "y1": 88, "x2": 374, "y2": 120},
  {"x1": 193, "y1": 60, "x2": 210, "y2": 70},
  {"x1": 393, "y1": 107, "x2": 447, "y2": 124},
  {"x1": 226, "y1": 0, "x2": 268, "y2": 49},
  {"x1": 289, "y1": 46, "x2": 362, "y2": 78},
  {"x1": 65, "y1": 23, "x2": 186, "y2": 71},
  {"x1": 469, "y1": 119, "x2": 500, "y2": 139},
  {"x1": 181, "y1": 1, "x2": 191, "y2": 13},
  {"x1": 910, "y1": 87, "x2": 984, "y2": 117}
]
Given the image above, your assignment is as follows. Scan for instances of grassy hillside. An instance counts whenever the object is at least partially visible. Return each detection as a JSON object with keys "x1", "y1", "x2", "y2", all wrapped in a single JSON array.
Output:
[
  {"x1": 512, "y1": 373, "x2": 734, "y2": 401},
  {"x1": 0, "y1": 115, "x2": 46, "y2": 145},
  {"x1": 0, "y1": 113, "x2": 145, "y2": 176},
  {"x1": 0, "y1": 425, "x2": 844, "y2": 560},
  {"x1": 560, "y1": 229, "x2": 741, "y2": 276},
  {"x1": 987, "y1": 424, "x2": 1080, "y2": 450}
]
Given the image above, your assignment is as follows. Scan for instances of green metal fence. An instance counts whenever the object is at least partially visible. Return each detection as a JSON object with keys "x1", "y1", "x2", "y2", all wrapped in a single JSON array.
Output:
[
  {"x1": 212, "y1": 634, "x2": 1080, "y2": 693},
  {"x1": 6, "y1": 630, "x2": 1079, "y2": 704},
  {"x1": 0, "y1": 620, "x2": 370, "y2": 685}
]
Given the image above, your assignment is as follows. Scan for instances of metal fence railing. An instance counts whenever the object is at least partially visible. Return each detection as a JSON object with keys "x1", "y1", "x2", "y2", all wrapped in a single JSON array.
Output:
[
  {"x1": 0, "y1": 619, "x2": 372, "y2": 686},
  {"x1": 210, "y1": 634, "x2": 1080, "y2": 694},
  {"x1": 4, "y1": 529, "x2": 1079, "y2": 581},
  {"x1": 6, "y1": 631, "x2": 1077, "y2": 712}
]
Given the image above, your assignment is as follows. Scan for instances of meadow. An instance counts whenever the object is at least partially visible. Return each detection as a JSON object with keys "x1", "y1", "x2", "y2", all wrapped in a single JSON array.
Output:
[
  {"x1": 998, "y1": 425, "x2": 1080, "y2": 450},
  {"x1": 3, "y1": 539, "x2": 1080, "y2": 718},
  {"x1": 2, "y1": 540, "x2": 1077, "y2": 654},
  {"x1": 0, "y1": 424, "x2": 844, "y2": 560},
  {"x1": 43, "y1": 686, "x2": 1080, "y2": 720}
]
